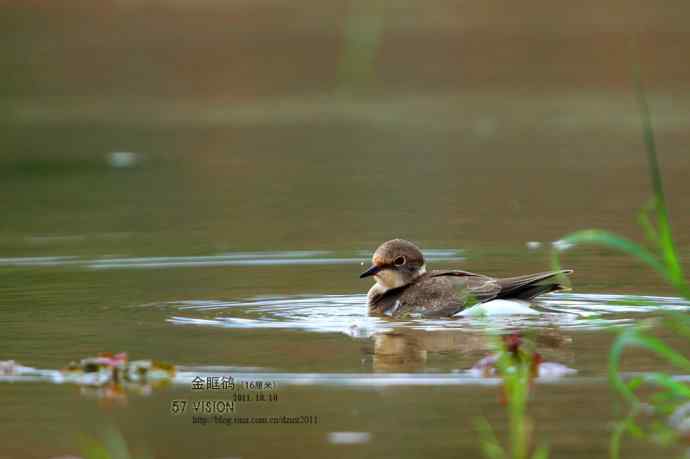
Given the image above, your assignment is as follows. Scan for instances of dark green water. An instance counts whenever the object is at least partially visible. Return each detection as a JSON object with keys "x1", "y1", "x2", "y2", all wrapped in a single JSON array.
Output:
[{"x1": 2, "y1": 2, "x2": 690, "y2": 458}]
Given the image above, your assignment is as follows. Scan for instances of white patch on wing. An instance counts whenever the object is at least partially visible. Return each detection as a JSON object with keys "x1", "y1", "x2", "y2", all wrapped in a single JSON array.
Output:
[{"x1": 454, "y1": 299, "x2": 538, "y2": 317}]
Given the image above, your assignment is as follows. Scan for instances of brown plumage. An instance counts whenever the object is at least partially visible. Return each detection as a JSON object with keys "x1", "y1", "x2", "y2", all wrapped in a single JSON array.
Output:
[{"x1": 360, "y1": 239, "x2": 573, "y2": 318}]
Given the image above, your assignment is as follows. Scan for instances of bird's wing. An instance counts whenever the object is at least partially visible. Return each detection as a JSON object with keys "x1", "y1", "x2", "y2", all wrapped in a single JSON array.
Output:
[
  {"x1": 430, "y1": 269, "x2": 501, "y2": 303},
  {"x1": 412, "y1": 271, "x2": 501, "y2": 317},
  {"x1": 456, "y1": 275, "x2": 502, "y2": 304},
  {"x1": 430, "y1": 269, "x2": 485, "y2": 278}
]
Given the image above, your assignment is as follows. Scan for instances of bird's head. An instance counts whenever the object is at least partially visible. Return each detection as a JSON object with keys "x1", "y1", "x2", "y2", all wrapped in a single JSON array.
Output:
[{"x1": 360, "y1": 239, "x2": 427, "y2": 289}]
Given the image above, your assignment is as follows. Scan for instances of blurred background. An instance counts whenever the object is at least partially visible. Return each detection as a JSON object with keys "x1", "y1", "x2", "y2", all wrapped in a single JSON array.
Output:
[{"x1": 2, "y1": 0, "x2": 689, "y2": 261}]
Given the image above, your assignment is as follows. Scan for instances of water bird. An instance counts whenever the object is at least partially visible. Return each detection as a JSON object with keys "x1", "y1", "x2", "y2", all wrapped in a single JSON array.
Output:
[{"x1": 360, "y1": 239, "x2": 573, "y2": 318}]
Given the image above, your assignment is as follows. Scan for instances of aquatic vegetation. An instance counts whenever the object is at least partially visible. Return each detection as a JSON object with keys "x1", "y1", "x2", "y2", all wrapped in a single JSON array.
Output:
[
  {"x1": 0, "y1": 353, "x2": 175, "y2": 402},
  {"x1": 476, "y1": 335, "x2": 550, "y2": 459},
  {"x1": 552, "y1": 69, "x2": 690, "y2": 457},
  {"x1": 606, "y1": 316, "x2": 690, "y2": 458}
]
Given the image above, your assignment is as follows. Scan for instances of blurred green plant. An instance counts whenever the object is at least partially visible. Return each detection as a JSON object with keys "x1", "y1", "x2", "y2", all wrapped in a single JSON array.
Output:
[
  {"x1": 476, "y1": 336, "x2": 549, "y2": 459},
  {"x1": 79, "y1": 427, "x2": 150, "y2": 459},
  {"x1": 552, "y1": 67, "x2": 690, "y2": 458},
  {"x1": 551, "y1": 68, "x2": 688, "y2": 299},
  {"x1": 337, "y1": 0, "x2": 386, "y2": 93}
]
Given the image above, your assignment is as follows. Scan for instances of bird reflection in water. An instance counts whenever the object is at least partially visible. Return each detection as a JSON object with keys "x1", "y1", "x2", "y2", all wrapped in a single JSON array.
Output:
[{"x1": 369, "y1": 328, "x2": 574, "y2": 375}]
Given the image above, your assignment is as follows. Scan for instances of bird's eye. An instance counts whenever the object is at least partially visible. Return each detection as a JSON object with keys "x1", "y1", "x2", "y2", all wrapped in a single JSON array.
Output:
[{"x1": 393, "y1": 256, "x2": 406, "y2": 266}]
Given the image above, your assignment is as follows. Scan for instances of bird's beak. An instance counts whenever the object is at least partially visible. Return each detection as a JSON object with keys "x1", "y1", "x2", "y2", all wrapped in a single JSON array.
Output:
[{"x1": 359, "y1": 264, "x2": 382, "y2": 278}]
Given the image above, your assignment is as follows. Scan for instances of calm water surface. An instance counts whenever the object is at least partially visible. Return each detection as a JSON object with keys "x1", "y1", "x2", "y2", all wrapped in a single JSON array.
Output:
[{"x1": 2, "y1": 2, "x2": 690, "y2": 459}]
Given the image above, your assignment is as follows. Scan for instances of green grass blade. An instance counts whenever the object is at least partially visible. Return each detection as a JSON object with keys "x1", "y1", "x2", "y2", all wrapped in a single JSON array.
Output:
[
  {"x1": 552, "y1": 229, "x2": 667, "y2": 280},
  {"x1": 475, "y1": 417, "x2": 507, "y2": 459},
  {"x1": 640, "y1": 372, "x2": 690, "y2": 398},
  {"x1": 663, "y1": 313, "x2": 690, "y2": 341},
  {"x1": 609, "y1": 328, "x2": 690, "y2": 403},
  {"x1": 634, "y1": 65, "x2": 665, "y2": 210},
  {"x1": 609, "y1": 413, "x2": 639, "y2": 459},
  {"x1": 530, "y1": 444, "x2": 550, "y2": 459},
  {"x1": 637, "y1": 199, "x2": 659, "y2": 248},
  {"x1": 102, "y1": 427, "x2": 131, "y2": 459},
  {"x1": 633, "y1": 63, "x2": 687, "y2": 293},
  {"x1": 79, "y1": 434, "x2": 112, "y2": 459}
]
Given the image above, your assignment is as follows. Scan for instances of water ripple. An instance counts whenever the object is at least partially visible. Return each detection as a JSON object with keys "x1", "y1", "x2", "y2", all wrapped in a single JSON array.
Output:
[{"x1": 163, "y1": 292, "x2": 690, "y2": 336}]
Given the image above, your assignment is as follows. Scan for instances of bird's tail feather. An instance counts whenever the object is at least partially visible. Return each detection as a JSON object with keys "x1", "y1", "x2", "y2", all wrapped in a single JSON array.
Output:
[{"x1": 496, "y1": 270, "x2": 573, "y2": 300}]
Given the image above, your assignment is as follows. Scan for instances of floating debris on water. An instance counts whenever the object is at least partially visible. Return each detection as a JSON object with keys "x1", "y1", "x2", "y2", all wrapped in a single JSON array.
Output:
[
  {"x1": 0, "y1": 352, "x2": 175, "y2": 396},
  {"x1": 62, "y1": 352, "x2": 176, "y2": 386},
  {"x1": 107, "y1": 151, "x2": 139, "y2": 168},
  {"x1": 552, "y1": 239, "x2": 575, "y2": 251},
  {"x1": 328, "y1": 432, "x2": 372, "y2": 444},
  {"x1": 0, "y1": 360, "x2": 34, "y2": 376}
]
